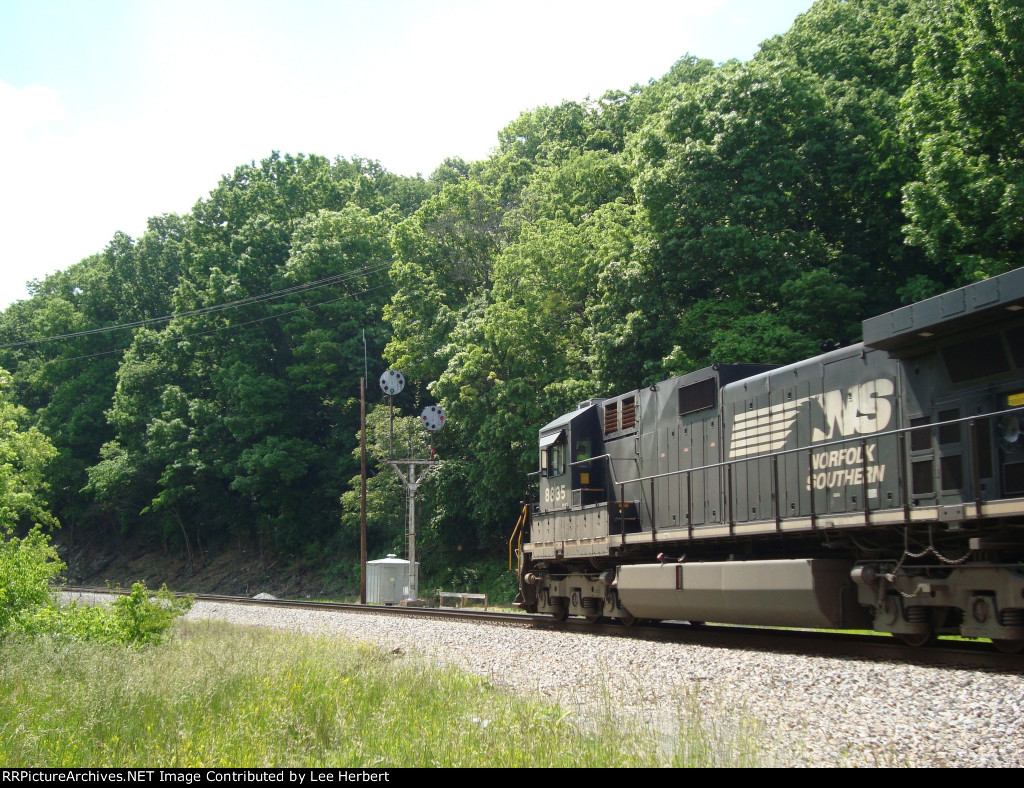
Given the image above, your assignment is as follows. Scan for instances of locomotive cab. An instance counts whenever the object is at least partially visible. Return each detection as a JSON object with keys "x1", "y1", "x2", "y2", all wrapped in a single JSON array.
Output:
[{"x1": 538, "y1": 399, "x2": 608, "y2": 511}]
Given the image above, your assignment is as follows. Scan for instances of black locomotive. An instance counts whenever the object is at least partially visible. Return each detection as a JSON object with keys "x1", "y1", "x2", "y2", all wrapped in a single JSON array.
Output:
[{"x1": 512, "y1": 267, "x2": 1024, "y2": 651}]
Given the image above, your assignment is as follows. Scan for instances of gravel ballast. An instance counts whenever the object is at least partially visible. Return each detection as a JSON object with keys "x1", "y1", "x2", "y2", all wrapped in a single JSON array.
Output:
[
  {"x1": 62, "y1": 593, "x2": 1024, "y2": 766},
  {"x1": 187, "y1": 600, "x2": 1023, "y2": 767}
]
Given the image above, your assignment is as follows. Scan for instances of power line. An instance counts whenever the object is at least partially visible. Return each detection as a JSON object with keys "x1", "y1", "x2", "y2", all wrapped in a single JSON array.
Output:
[
  {"x1": 16, "y1": 281, "x2": 395, "y2": 369},
  {"x1": 0, "y1": 261, "x2": 393, "y2": 350}
]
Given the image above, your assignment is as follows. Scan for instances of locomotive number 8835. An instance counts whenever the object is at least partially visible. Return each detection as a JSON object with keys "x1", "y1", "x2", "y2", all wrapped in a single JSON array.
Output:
[{"x1": 511, "y1": 267, "x2": 1024, "y2": 652}]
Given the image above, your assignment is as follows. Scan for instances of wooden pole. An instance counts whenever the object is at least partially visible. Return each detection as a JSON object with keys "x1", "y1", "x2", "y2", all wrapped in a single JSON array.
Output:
[{"x1": 360, "y1": 375, "x2": 367, "y2": 604}]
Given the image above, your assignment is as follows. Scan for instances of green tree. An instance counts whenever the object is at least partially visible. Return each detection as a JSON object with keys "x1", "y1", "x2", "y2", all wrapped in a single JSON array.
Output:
[
  {"x1": 0, "y1": 366, "x2": 60, "y2": 638},
  {"x1": 384, "y1": 180, "x2": 508, "y2": 387},
  {"x1": 87, "y1": 154, "x2": 421, "y2": 563},
  {"x1": 0, "y1": 217, "x2": 186, "y2": 536},
  {"x1": 0, "y1": 368, "x2": 58, "y2": 532},
  {"x1": 901, "y1": 0, "x2": 1024, "y2": 283}
]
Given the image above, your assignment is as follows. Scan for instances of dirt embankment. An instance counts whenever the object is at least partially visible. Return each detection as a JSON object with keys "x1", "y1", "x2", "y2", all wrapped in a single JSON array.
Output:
[{"x1": 54, "y1": 531, "x2": 340, "y2": 599}]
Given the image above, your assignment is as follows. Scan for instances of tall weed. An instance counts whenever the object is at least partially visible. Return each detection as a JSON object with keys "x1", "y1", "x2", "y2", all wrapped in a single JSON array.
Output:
[{"x1": 0, "y1": 621, "x2": 762, "y2": 767}]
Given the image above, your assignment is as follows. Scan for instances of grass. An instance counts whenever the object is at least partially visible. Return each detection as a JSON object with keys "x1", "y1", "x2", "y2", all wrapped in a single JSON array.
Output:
[{"x1": 0, "y1": 620, "x2": 762, "y2": 768}]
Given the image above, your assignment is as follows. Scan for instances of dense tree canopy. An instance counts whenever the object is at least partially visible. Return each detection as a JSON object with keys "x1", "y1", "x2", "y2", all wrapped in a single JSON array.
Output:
[{"x1": 2, "y1": 0, "x2": 1022, "y2": 592}]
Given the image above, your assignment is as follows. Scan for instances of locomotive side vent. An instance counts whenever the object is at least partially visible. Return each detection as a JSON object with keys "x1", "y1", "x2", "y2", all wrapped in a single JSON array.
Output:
[
  {"x1": 621, "y1": 396, "x2": 636, "y2": 430},
  {"x1": 679, "y1": 378, "x2": 717, "y2": 416},
  {"x1": 604, "y1": 403, "x2": 619, "y2": 434}
]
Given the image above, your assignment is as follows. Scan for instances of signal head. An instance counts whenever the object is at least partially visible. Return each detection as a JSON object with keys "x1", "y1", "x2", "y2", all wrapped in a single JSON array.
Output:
[
  {"x1": 379, "y1": 370, "x2": 405, "y2": 396},
  {"x1": 421, "y1": 405, "x2": 446, "y2": 432}
]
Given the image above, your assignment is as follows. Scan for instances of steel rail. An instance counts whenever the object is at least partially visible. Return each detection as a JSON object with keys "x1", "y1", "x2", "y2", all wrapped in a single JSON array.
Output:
[{"x1": 60, "y1": 586, "x2": 1023, "y2": 672}]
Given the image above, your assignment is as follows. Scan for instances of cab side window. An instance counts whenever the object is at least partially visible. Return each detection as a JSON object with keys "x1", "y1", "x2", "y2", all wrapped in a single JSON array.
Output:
[{"x1": 542, "y1": 441, "x2": 566, "y2": 477}]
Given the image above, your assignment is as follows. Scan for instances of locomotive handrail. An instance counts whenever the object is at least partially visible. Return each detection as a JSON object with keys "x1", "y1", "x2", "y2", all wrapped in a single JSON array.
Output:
[
  {"x1": 508, "y1": 503, "x2": 529, "y2": 571},
  {"x1": 588, "y1": 404, "x2": 1024, "y2": 491},
  {"x1": 545, "y1": 404, "x2": 1024, "y2": 532}
]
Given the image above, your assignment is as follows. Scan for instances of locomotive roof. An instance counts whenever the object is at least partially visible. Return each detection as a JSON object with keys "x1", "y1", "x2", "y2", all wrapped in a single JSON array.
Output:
[
  {"x1": 863, "y1": 266, "x2": 1024, "y2": 353},
  {"x1": 539, "y1": 402, "x2": 597, "y2": 435}
]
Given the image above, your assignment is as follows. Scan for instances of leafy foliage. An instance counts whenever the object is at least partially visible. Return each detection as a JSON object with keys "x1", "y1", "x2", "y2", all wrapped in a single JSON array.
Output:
[
  {"x1": 108, "y1": 583, "x2": 194, "y2": 646},
  {"x1": 2, "y1": 0, "x2": 1023, "y2": 595},
  {"x1": 12, "y1": 582, "x2": 192, "y2": 647},
  {"x1": 900, "y1": 0, "x2": 1024, "y2": 283},
  {"x1": 0, "y1": 372, "x2": 58, "y2": 532},
  {"x1": 0, "y1": 383, "x2": 189, "y2": 644},
  {"x1": 0, "y1": 526, "x2": 61, "y2": 637}
]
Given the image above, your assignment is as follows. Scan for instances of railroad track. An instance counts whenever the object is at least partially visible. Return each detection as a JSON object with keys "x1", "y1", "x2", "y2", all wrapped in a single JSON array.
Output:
[
  {"x1": 61, "y1": 586, "x2": 1024, "y2": 673},
  {"x1": 61, "y1": 586, "x2": 536, "y2": 627}
]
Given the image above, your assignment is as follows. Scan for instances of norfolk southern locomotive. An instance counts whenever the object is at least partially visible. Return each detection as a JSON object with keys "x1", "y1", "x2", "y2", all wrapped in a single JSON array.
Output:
[{"x1": 512, "y1": 267, "x2": 1024, "y2": 651}]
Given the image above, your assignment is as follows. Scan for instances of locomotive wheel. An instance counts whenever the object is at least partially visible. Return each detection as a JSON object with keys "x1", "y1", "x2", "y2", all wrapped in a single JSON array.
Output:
[
  {"x1": 619, "y1": 612, "x2": 637, "y2": 627},
  {"x1": 993, "y1": 639, "x2": 1024, "y2": 654},
  {"x1": 897, "y1": 632, "x2": 935, "y2": 647},
  {"x1": 585, "y1": 613, "x2": 603, "y2": 625},
  {"x1": 550, "y1": 599, "x2": 568, "y2": 622}
]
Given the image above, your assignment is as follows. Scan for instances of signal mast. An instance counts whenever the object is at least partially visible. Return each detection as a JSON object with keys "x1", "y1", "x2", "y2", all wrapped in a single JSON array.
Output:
[{"x1": 379, "y1": 370, "x2": 445, "y2": 603}]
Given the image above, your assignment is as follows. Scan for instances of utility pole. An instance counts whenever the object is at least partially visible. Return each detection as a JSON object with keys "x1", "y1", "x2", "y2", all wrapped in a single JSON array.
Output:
[
  {"x1": 359, "y1": 330, "x2": 368, "y2": 605},
  {"x1": 359, "y1": 375, "x2": 367, "y2": 604}
]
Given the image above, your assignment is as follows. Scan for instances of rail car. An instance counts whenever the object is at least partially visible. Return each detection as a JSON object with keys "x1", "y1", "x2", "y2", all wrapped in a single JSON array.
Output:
[{"x1": 511, "y1": 267, "x2": 1024, "y2": 651}]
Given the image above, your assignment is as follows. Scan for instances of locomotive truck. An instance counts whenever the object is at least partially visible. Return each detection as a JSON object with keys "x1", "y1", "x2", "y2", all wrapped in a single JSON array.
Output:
[{"x1": 512, "y1": 267, "x2": 1024, "y2": 651}]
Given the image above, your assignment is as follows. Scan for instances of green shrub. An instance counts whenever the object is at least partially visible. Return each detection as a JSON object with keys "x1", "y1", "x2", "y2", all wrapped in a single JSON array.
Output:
[
  {"x1": 0, "y1": 521, "x2": 191, "y2": 645},
  {"x1": 11, "y1": 580, "x2": 192, "y2": 646},
  {"x1": 0, "y1": 525, "x2": 65, "y2": 638},
  {"x1": 15, "y1": 600, "x2": 118, "y2": 642},
  {"x1": 109, "y1": 582, "x2": 193, "y2": 646}
]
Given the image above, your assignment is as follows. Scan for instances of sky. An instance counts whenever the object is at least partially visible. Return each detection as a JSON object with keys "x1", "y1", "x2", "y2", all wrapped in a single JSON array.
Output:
[{"x1": 0, "y1": 0, "x2": 816, "y2": 309}]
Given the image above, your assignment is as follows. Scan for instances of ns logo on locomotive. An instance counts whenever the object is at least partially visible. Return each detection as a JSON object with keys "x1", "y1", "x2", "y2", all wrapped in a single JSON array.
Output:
[{"x1": 511, "y1": 267, "x2": 1024, "y2": 652}]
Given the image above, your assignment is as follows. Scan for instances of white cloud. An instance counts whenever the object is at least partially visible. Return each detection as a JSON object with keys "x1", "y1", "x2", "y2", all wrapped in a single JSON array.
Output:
[
  {"x1": 0, "y1": 0, "x2": 811, "y2": 308},
  {"x1": 0, "y1": 80, "x2": 66, "y2": 137},
  {"x1": 0, "y1": 81, "x2": 79, "y2": 302}
]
